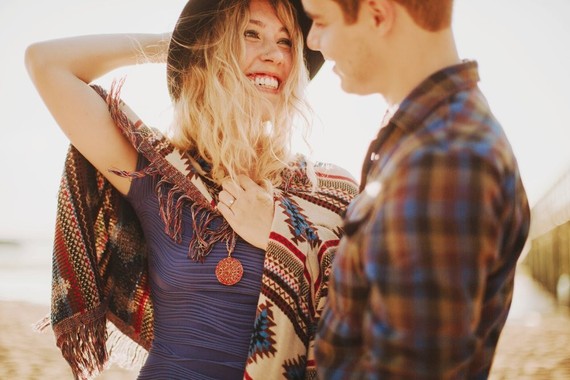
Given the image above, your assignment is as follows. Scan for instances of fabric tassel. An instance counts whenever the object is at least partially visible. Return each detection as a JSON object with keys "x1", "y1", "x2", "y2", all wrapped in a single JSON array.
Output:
[
  {"x1": 189, "y1": 204, "x2": 236, "y2": 262},
  {"x1": 53, "y1": 307, "x2": 108, "y2": 380},
  {"x1": 153, "y1": 174, "x2": 237, "y2": 263},
  {"x1": 156, "y1": 180, "x2": 184, "y2": 243},
  {"x1": 105, "y1": 321, "x2": 148, "y2": 371},
  {"x1": 189, "y1": 205, "x2": 215, "y2": 262},
  {"x1": 108, "y1": 164, "x2": 159, "y2": 179},
  {"x1": 172, "y1": 193, "x2": 192, "y2": 241},
  {"x1": 32, "y1": 312, "x2": 51, "y2": 332}
]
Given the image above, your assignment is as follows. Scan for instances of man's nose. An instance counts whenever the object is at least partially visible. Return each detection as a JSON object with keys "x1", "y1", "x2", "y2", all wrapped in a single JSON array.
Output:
[{"x1": 307, "y1": 26, "x2": 319, "y2": 51}]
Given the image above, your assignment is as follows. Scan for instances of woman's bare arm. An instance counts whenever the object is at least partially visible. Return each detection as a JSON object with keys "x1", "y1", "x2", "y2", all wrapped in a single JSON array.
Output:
[{"x1": 25, "y1": 33, "x2": 169, "y2": 195}]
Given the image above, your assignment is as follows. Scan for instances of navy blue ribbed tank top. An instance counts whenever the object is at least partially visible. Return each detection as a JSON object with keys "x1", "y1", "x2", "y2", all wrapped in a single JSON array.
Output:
[{"x1": 125, "y1": 156, "x2": 265, "y2": 379}]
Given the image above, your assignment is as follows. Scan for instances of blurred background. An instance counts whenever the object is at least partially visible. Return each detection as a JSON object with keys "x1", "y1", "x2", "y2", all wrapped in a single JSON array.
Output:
[{"x1": 1, "y1": 0, "x2": 569, "y2": 378}]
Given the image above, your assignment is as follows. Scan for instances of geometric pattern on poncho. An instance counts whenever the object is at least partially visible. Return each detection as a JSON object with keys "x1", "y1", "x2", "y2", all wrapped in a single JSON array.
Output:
[{"x1": 248, "y1": 300, "x2": 277, "y2": 363}]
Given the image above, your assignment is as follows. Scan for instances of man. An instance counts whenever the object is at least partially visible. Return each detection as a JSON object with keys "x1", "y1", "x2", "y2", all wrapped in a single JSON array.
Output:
[{"x1": 301, "y1": 0, "x2": 530, "y2": 378}]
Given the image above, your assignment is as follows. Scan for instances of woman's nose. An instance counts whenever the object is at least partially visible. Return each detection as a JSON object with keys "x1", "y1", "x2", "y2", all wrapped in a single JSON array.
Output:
[{"x1": 260, "y1": 42, "x2": 284, "y2": 64}]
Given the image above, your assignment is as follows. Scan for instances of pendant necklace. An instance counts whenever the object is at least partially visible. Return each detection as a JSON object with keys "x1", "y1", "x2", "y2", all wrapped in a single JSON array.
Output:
[
  {"x1": 215, "y1": 252, "x2": 243, "y2": 286},
  {"x1": 215, "y1": 231, "x2": 242, "y2": 286}
]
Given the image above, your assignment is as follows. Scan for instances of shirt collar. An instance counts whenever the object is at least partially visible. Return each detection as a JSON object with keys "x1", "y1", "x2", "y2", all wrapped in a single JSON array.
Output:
[{"x1": 390, "y1": 60, "x2": 480, "y2": 133}]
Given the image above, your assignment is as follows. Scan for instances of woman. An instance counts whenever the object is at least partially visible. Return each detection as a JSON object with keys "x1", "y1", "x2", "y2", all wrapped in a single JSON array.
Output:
[{"x1": 26, "y1": 0, "x2": 357, "y2": 379}]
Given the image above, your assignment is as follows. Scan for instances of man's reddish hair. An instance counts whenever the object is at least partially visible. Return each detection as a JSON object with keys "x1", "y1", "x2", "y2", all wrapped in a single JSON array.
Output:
[{"x1": 332, "y1": 0, "x2": 453, "y2": 31}]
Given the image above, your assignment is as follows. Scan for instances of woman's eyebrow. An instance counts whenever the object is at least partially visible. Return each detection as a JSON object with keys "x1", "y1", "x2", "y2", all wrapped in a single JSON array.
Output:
[{"x1": 249, "y1": 19, "x2": 289, "y2": 34}]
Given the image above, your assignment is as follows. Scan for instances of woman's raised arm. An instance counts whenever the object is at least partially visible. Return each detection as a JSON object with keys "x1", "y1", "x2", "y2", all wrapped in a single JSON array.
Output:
[{"x1": 25, "y1": 33, "x2": 170, "y2": 194}]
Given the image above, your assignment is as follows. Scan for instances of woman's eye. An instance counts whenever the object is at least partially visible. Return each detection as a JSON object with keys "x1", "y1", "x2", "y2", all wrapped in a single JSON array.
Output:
[
  {"x1": 278, "y1": 38, "x2": 292, "y2": 47},
  {"x1": 244, "y1": 30, "x2": 259, "y2": 39}
]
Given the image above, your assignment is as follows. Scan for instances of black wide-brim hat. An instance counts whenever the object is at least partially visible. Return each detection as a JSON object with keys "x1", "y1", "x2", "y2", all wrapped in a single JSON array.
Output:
[{"x1": 167, "y1": 0, "x2": 324, "y2": 100}]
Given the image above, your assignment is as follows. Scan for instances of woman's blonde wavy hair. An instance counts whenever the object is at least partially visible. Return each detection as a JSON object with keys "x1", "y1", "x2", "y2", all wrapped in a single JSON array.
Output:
[{"x1": 167, "y1": 0, "x2": 312, "y2": 189}]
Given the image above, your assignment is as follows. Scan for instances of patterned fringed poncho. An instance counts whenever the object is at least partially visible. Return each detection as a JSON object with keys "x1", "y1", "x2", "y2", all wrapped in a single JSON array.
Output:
[{"x1": 39, "y1": 85, "x2": 358, "y2": 379}]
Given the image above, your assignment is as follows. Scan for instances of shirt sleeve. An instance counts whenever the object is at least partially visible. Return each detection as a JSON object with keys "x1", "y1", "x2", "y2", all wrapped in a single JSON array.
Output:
[{"x1": 360, "y1": 148, "x2": 502, "y2": 378}]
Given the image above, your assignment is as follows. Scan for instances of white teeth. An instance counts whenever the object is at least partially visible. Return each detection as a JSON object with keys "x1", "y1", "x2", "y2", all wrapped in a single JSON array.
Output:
[{"x1": 250, "y1": 75, "x2": 279, "y2": 89}]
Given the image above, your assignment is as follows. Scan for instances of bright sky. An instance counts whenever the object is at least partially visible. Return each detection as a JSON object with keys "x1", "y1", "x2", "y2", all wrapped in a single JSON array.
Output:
[{"x1": 1, "y1": 0, "x2": 570, "y2": 240}]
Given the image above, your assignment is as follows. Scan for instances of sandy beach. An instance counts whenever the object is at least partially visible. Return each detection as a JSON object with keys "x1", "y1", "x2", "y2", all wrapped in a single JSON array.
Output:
[
  {"x1": 0, "y1": 239, "x2": 139, "y2": 379},
  {"x1": 0, "y1": 301, "x2": 137, "y2": 380},
  {"x1": 2, "y1": 301, "x2": 570, "y2": 379},
  {"x1": 0, "y1": 266, "x2": 569, "y2": 379}
]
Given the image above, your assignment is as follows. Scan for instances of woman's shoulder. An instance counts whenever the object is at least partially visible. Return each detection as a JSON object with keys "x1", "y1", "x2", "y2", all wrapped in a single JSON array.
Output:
[
  {"x1": 289, "y1": 154, "x2": 359, "y2": 195},
  {"x1": 313, "y1": 161, "x2": 357, "y2": 184}
]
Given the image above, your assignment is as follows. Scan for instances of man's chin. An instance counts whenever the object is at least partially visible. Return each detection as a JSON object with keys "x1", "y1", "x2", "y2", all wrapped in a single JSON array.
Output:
[
  {"x1": 336, "y1": 72, "x2": 377, "y2": 95},
  {"x1": 334, "y1": 68, "x2": 361, "y2": 94},
  {"x1": 339, "y1": 78, "x2": 370, "y2": 96}
]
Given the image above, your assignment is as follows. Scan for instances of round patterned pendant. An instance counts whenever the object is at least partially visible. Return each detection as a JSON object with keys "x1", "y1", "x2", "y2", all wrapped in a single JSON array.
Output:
[{"x1": 215, "y1": 257, "x2": 243, "y2": 286}]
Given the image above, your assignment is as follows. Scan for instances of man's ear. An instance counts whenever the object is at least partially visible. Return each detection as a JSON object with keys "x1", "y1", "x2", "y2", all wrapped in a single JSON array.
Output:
[{"x1": 364, "y1": 0, "x2": 394, "y2": 32}]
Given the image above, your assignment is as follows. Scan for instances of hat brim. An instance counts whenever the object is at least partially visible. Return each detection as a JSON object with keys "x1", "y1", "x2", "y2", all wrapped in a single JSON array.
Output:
[{"x1": 167, "y1": 0, "x2": 323, "y2": 100}]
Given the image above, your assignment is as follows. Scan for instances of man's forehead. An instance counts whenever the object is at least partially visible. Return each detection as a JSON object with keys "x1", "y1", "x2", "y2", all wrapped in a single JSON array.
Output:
[{"x1": 302, "y1": 0, "x2": 325, "y2": 17}]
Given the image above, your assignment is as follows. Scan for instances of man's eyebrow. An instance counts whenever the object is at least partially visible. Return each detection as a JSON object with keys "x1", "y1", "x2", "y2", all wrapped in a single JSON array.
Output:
[
  {"x1": 249, "y1": 19, "x2": 289, "y2": 34},
  {"x1": 303, "y1": 10, "x2": 318, "y2": 20}
]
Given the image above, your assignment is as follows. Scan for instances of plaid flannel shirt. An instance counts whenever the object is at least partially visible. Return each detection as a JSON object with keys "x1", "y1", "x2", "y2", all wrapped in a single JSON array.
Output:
[{"x1": 315, "y1": 61, "x2": 530, "y2": 379}]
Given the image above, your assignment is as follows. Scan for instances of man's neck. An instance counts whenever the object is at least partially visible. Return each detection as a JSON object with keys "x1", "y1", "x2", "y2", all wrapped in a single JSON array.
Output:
[{"x1": 384, "y1": 28, "x2": 461, "y2": 107}]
